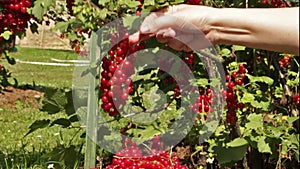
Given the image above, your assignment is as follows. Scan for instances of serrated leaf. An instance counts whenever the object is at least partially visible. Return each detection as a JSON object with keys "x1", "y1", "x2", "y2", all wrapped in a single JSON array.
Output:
[
  {"x1": 41, "y1": 99, "x2": 61, "y2": 114},
  {"x1": 31, "y1": 0, "x2": 56, "y2": 20},
  {"x1": 53, "y1": 21, "x2": 69, "y2": 32},
  {"x1": 245, "y1": 113, "x2": 263, "y2": 130},
  {"x1": 0, "y1": 31, "x2": 12, "y2": 40},
  {"x1": 257, "y1": 136, "x2": 272, "y2": 154},
  {"x1": 246, "y1": 74, "x2": 274, "y2": 85},
  {"x1": 25, "y1": 119, "x2": 50, "y2": 136},
  {"x1": 99, "y1": 8, "x2": 108, "y2": 20},
  {"x1": 240, "y1": 93, "x2": 255, "y2": 103},
  {"x1": 250, "y1": 100, "x2": 270, "y2": 110},
  {"x1": 286, "y1": 116, "x2": 299, "y2": 124},
  {"x1": 270, "y1": 126, "x2": 284, "y2": 137},
  {"x1": 227, "y1": 138, "x2": 248, "y2": 147},
  {"x1": 50, "y1": 118, "x2": 71, "y2": 128},
  {"x1": 233, "y1": 45, "x2": 246, "y2": 51},
  {"x1": 41, "y1": 88, "x2": 68, "y2": 114}
]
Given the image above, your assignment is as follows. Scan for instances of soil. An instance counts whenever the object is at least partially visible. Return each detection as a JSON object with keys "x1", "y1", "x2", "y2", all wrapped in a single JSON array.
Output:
[{"x1": 0, "y1": 86, "x2": 44, "y2": 109}]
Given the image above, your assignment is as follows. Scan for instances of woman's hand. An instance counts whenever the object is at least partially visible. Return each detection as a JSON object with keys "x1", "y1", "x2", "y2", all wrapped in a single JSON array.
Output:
[
  {"x1": 130, "y1": 5, "x2": 299, "y2": 55},
  {"x1": 129, "y1": 5, "x2": 218, "y2": 51}
]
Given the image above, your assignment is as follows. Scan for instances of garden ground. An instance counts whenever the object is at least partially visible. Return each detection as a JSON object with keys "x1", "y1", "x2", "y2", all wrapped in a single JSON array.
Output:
[{"x1": 0, "y1": 47, "x2": 85, "y2": 169}]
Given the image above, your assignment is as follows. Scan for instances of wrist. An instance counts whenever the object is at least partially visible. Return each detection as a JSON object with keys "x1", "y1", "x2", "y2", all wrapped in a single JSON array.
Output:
[{"x1": 206, "y1": 8, "x2": 251, "y2": 45}]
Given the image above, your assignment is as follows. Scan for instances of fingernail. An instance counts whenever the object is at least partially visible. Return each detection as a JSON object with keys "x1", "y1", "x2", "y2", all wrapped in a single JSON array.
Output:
[{"x1": 140, "y1": 25, "x2": 150, "y2": 33}]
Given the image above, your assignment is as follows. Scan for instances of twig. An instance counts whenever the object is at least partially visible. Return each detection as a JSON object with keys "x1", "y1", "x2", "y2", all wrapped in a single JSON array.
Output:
[
  {"x1": 67, "y1": 125, "x2": 86, "y2": 129},
  {"x1": 275, "y1": 144, "x2": 282, "y2": 169}
]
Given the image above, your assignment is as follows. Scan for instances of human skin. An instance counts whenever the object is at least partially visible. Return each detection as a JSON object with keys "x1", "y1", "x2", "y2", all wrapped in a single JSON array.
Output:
[{"x1": 129, "y1": 5, "x2": 299, "y2": 55}]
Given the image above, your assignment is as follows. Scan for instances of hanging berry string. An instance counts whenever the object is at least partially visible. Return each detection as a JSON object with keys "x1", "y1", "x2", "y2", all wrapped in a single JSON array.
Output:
[{"x1": 100, "y1": 28, "x2": 145, "y2": 116}]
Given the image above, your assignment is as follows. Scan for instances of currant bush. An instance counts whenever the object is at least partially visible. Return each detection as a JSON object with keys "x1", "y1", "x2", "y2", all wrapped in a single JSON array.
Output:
[
  {"x1": 100, "y1": 28, "x2": 145, "y2": 116},
  {"x1": 0, "y1": 0, "x2": 32, "y2": 39},
  {"x1": 107, "y1": 136, "x2": 188, "y2": 169},
  {"x1": 224, "y1": 64, "x2": 246, "y2": 125}
]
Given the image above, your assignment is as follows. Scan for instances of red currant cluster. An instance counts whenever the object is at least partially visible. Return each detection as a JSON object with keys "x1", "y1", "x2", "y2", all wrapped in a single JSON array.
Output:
[
  {"x1": 186, "y1": 0, "x2": 202, "y2": 5},
  {"x1": 100, "y1": 30, "x2": 145, "y2": 116},
  {"x1": 107, "y1": 136, "x2": 187, "y2": 169},
  {"x1": 66, "y1": 0, "x2": 75, "y2": 15},
  {"x1": 0, "y1": 0, "x2": 32, "y2": 37},
  {"x1": 223, "y1": 64, "x2": 246, "y2": 125},
  {"x1": 136, "y1": 0, "x2": 144, "y2": 16},
  {"x1": 190, "y1": 88, "x2": 214, "y2": 115},
  {"x1": 261, "y1": 0, "x2": 287, "y2": 7},
  {"x1": 107, "y1": 150, "x2": 187, "y2": 169},
  {"x1": 183, "y1": 53, "x2": 195, "y2": 66},
  {"x1": 293, "y1": 93, "x2": 300, "y2": 107},
  {"x1": 279, "y1": 56, "x2": 291, "y2": 68}
]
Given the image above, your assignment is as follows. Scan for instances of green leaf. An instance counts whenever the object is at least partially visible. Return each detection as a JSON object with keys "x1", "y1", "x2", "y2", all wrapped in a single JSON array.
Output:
[
  {"x1": 170, "y1": 0, "x2": 185, "y2": 5},
  {"x1": 123, "y1": 15, "x2": 141, "y2": 31},
  {"x1": 250, "y1": 99, "x2": 270, "y2": 110},
  {"x1": 50, "y1": 118, "x2": 71, "y2": 128},
  {"x1": 65, "y1": 90, "x2": 75, "y2": 116},
  {"x1": 25, "y1": 119, "x2": 50, "y2": 136},
  {"x1": 227, "y1": 138, "x2": 248, "y2": 147},
  {"x1": 53, "y1": 21, "x2": 70, "y2": 32},
  {"x1": 41, "y1": 88, "x2": 68, "y2": 114},
  {"x1": 246, "y1": 74, "x2": 274, "y2": 85},
  {"x1": 240, "y1": 93, "x2": 255, "y2": 103},
  {"x1": 69, "y1": 114, "x2": 79, "y2": 122},
  {"x1": 31, "y1": 0, "x2": 56, "y2": 20},
  {"x1": 192, "y1": 78, "x2": 209, "y2": 86},
  {"x1": 257, "y1": 136, "x2": 272, "y2": 154},
  {"x1": 5, "y1": 55, "x2": 16, "y2": 65},
  {"x1": 221, "y1": 48, "x2": 231, "y2": 56},
  {"x1": 233, "y1": 45, "x2": 246, "y2": 51},
  {"x1": 41, "y1": 99, "x2": 61, "y2": 114},
  {"x1": 144, "y1": 0, "x2": 155, "y2": 6},
  {"x1": 99, "y1": 8, "x2": 108, "y2": 20},
  {"x1": 245, "y1": 113, "x2": 263, "y2": 130},
  {"x1": 214, "y1": 143, "x2": 248, "y2": 164},
  {"x1": 0, "y1": 31, "x2": 12, "y2": 40},
  {"x1": 286, "y1": 116, "x2": 299, "y2": 124},
  {"x1": 98, "y1": 0, "x2": 110, "y2": 6},
  {"x1": 29, "y1": 22, "x2": 39, "y2": 34},
  {"x1": 118, "y1": 0, "x2": 140, "y2": 8},
  {"x1": 129, "y1": 125, "x2": 162, "y2": 144}
]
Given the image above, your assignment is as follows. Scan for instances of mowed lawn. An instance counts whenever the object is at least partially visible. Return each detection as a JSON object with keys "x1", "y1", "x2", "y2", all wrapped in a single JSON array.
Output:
[
  {"x1": 0, "y1": 47, "x2": 86, "y2": 168},
  {"x1": 3, "y1": 47, "x2": 82, "y2": 88}
]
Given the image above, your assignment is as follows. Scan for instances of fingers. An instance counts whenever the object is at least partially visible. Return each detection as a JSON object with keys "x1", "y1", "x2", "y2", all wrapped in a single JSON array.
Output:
[
  {"x1": 140, "y1": 14, "x2": 182, "y2": 34},
  {"x1": 128, "y1": 31, "x2": 154, "y2": 44},
  {"x1": 129, "y1": 27, "x2": 176, "y2": 44},
  {"x1": 167, "y1": 39, "x2": 192, "y2": 52}
]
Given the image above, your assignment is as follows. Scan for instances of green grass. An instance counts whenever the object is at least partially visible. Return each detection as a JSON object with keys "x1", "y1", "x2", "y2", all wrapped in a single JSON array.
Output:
[
  {"x1": 0, "y1": 47, "x2": 86, "y2": 168},
  {"x1": 2, "y1": 47, "x2": 82, "y2": 88}
]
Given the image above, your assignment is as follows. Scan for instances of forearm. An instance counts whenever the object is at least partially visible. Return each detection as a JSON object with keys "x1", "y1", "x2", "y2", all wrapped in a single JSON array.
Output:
[{"x1": 208, "y1": 7, "x2": 299, "y2": 55}]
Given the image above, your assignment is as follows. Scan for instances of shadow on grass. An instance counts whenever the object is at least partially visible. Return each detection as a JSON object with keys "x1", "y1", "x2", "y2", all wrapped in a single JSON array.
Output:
[{"x1": 0, "y1": 149, "x2": 47, "y2": 169}]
